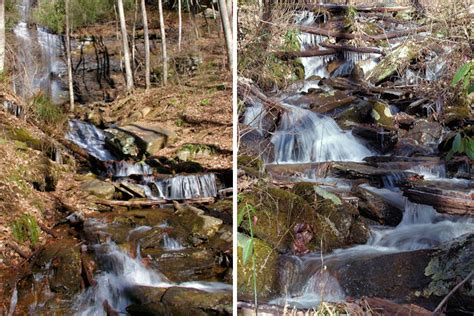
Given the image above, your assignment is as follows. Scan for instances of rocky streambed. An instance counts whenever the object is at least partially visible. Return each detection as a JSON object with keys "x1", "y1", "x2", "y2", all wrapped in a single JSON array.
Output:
[{"x1": 238, "y1": 3, "x2": 473, "y2": 315}]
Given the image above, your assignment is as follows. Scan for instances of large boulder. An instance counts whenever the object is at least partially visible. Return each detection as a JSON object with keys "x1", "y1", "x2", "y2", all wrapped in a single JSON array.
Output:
[
  {"x1": 105, "y1": 128, "x2": 140, "y2": 157},
  {"x1": 119, "y1": 122, "x2": 177, "y2": 156}
]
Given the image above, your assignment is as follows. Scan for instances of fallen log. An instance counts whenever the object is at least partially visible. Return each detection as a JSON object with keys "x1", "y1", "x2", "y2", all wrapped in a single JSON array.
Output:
[
  {"x1": 237, "y1": 77, "x2": 287, "y2": 113},
  {"x1": 320, "y1": 43, "x2": 384, "y2": 55},
  {"x1": 38, "y1": 222, "x2": 58, "y2": 238},
  {"x1": 274, "y1": 48, "x2": 337, "y2": 60},
  {"x1": 6, "y1": 241, "x2": 30, "y2": 259},
  {"x1": 295, "y1": 3, "x2": 411, "y2": 13},
  {"x1": 363, "y1": 297, "x2": 432, "y2": 316},
  {"x1": 402, "y1": 188, "x2": 474, "y2": 216},
  {"x1": 95, "y1": 197, "x2": 215, "y2": 207},
  {"x1": 274, "y1": 45, "x2": 384, "y2": 60},
  {"x1": 298, "y1": 25, "x2": 431, "y2": 42}
]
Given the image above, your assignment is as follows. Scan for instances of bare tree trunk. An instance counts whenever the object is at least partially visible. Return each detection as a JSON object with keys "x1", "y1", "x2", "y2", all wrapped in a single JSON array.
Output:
[
  {"x1": 65, "y1": 0, "x2": 74, "y2": 111},
  {"x1": 132, "y1": 0, "x2": 138, "y2": 79},
  {"x1": 141, "y1": 0, "x2": 150, "y2": 89},
  {"x1": 157, "y1": 0, "x2": 168, "y2": 86},
  {"x1": 178, "y1": 0, "x2": 182, "y2": 51},
  {"x1": 187, "y1": 0, "x2": 200, "y2": 39},
  {"x1": 0, "y1": 0, "x2": 5, "y2": 73},
  {"x1": 217, "y1": 0, "x2": 232, "y2": 70},
  {"x1": 117, "y1": 0, "x2": 134, "y2": 92}
]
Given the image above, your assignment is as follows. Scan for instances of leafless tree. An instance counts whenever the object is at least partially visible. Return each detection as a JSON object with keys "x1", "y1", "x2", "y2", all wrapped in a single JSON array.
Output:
[
  {"x1": 65, "y1": 0, "x2": 74, "y2": 110},
  {"x1": 117, "y1": 0, "x2": 134, "y2": 92},
  {"x1": 158, "y1": 0, "x2": 168, "y2": 85},
  {"x1": 141, "y1": 0, "x2": 151, "y2": 89}
]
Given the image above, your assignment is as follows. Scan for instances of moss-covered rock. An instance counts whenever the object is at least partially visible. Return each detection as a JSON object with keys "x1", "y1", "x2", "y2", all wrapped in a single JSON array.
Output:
[
  {"x1": 79, "y1": 179, "x2": 116, "y2": 199},
  {"x1": 237, "y1": 235, "x2": 279, "y2": 301},
  {"x1": 367, "y1": 40, "x2": 422, "y2": 84},
  {"x1": 239, "y1": 186, "x2": 344, "y2": 253},
  {"x1": 238, "y1": 155, "x2": 265, "y2": 178}
]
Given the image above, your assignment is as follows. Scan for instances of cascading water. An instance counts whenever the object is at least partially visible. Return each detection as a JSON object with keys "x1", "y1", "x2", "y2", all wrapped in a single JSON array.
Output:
[
  {"x1": 271, "y1": 197, "x2": 474, "y2": 308},
  {"x1": 74, "y1": 220, "x2": 231, "y2": 315},
  {"x1": 242, "y1": 101, "x2": 266, "y2": 134},
  {"x1": 107, "y1": 161, "x2": 154, "y2": 177},
  {"x1": 145, "y1": 173, "x2": 218, "y2": 200},
  {"x1": 163, "y1": 233, "x2": 185, "y2": 250},
  {"x1": 270, "y1": 104, "x2": 373, "y2": 163},
  {"x1": 66, "y1": 119, "x2": 117, "y2": 161}
]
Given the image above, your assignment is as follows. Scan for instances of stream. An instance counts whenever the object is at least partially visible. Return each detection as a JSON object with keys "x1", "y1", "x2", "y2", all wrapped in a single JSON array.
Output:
[
  {"x1": 8, "y1": 1, "x2": 233, "y2": 314},
  {"x1": 242, "y1": 8, "x2": 474, "y2": 310}
]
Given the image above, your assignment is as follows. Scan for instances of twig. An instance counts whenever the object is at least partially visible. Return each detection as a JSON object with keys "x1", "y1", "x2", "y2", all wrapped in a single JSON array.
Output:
[
  {"x1": 433, "y1": 270, "x2": 474, "y2": 315},
  {"x1": 38, "y1": 222, "x2": 58, "y2": 238},
  {"x1": 6, "y1": 241, "x2": 30, "y2": 259}
]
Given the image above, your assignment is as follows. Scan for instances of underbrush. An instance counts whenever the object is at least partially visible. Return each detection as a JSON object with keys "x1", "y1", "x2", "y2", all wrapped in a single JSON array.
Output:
[{"x1": 32, "y1": 0, "x2": 134, "y2": 33}]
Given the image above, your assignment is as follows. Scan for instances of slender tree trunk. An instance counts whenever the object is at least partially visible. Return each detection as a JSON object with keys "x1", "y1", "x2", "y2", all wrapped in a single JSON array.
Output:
[
  {"x1": 65, "y1": 0, "x2": 74, "y2": 111},
  {"x1": 217, "y1": 0, "x2": 232, "y2": 70},
  {"x1": 132, "y1": 0, "x2": 138, "y2": 79},
  {"x1": 0, "y1": 0, "x2": 5, "y2": 73},
  {"x1": 226, "y1": 0, "x2": 232, "y2": 26},
  {"x1": 157, "y1": 0, "x2": 168, "y2": 86},
  {"x1": 178, "y1": 0, "x2": 182, "y2": 51},
  {"x1": 117, "y1": 0, "x2": 134, "y2": 92},
  {"x1": 141, "y1": 0, "x2": 150, "y2": 89},
  {"x1": 187, "y1": 0, "x2": 200, "y2": 39}
]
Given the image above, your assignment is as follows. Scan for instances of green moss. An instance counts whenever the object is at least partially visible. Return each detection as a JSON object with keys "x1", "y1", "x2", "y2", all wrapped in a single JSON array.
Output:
[
  {"x1": 12, "y1": 214, "x2": 41, "y2": 246},
  {"x1": 238, "y1": 155, "x2": 265, "y2": 178},
  {"x1": 239, "y1": 186, "x2": 343, "y2": 252},
  {"x1": 6, "y1": 127, "x2": 43, "y2": 150},
  {"x1": 237, "y1": 236, "x2": 279, "y2": 300}
]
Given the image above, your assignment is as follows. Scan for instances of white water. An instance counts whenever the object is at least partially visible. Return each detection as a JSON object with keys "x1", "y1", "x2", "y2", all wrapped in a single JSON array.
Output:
[
  {"x1": 74, "y1": 222, "x2": 231, "y2": 315},
  {"x1": 145, "y1": 173, "x2": 218, "y2": 200},
  {"x1": 107, "y1": 161, "x2": 154, "y2": 177},
  {"x1": 270, "y1": 104, "x2": 373, "y2": 163},
  {"x1": 275, "y1": 195, "x2": 474, "y2": 308},
  {"x1": 66, "y1": 119, "x2": 117, "y2": 161},
  {"x1": 163, "y1": 233, "x2": 185, "y2": 250}
]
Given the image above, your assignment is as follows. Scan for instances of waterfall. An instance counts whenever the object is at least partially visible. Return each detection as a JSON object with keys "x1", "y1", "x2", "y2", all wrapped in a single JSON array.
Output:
[
  {"x1": 73, "y1": 221, "x2": 231, "y2": 315},
  {"x1": 107, "y1": 161, "x2": 154, "y2": 177},
  {"x1": 13, "y1": 0, "x2": 66, "y2": 103},
  {"x1": 145, "y1": 173, "x2": 218, "y2": 200},
  {"x1": 270, "y1": 105, "x2": 372, "y2": 163},
  {"x1": 66, "y1": 120, "x2": 117, "y2": 161},
  {"x1": 163, "y1": 234, "x2": 185, "y2": 250}
]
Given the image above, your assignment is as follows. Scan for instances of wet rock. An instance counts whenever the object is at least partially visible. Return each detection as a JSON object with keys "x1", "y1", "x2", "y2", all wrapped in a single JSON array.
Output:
[
  {"x1": 79, "y1": 179, "x2": 116, "y2": 199},
  {"x1": 127, "y1": 286, "x2": 231, "y2": 315},
  {"x1": 295, "y1": 183, "x2": 372, "y2": 246},
  {"x1": 238, "y1": 235, "x2": 279, "y2": 301},
  {"x1": 352, "y1": 184, "x2": 403, "y2": 226},
  {"x1": 393, "y1": 138, "x2": 434, "y2": 157},
  {"x1": 352, "y1": 124, "x2": 398, "y2": 153},
  {"x1": 367, "y1": 40, "x2": 422, "y2": 84},
  {"x1": 120, "y1": 122, "x2": 177, "y2": 156},
  {"x1": 143, "y1": 248, "x2": 223, "y2": 282},
  {"x1": 331, "y1": 249, "x2": 435, "y2": 303},
  {"x1": 32, "y1": 239, "x2": 82, "y2": 299}
]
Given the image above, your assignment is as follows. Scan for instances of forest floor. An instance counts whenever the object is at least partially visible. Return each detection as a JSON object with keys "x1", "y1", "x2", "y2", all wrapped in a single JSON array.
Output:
[{"x1": 0, "y1": 9, "x2": 232, "y2": 313}]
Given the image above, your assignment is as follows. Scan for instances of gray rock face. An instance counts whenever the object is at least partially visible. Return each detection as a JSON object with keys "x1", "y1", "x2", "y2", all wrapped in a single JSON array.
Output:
[{"x1": 105, "y1": 122, "x2": 177, "y2": 157}]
